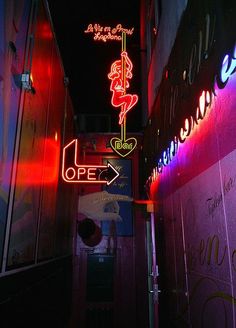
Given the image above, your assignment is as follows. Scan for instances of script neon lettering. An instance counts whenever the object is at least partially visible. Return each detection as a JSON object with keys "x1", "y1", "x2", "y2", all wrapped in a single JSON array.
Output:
[
  {"x1": 148, "y1": 41, "x2": 236, "y2": 185},
  {"x1": 164, "y1": 90, "x2": 211, "y2": 167},
  {"x1": 162, "y1": 150, "x2": 168, "y2": 166},
  {"x1": 94, "y1": 32, "x2": 122, "y2": 42},
  {"x1": 157, "y1": 159, "x2": 163, "y2": 173},
  {"x1": 114, "y1": 141, "x2": 133, "y2": 150},
  {"x1": 169, "y1": 140, "x2": 177, "y2": 161},
  {"x1": 220, "y1": 49, "x2": 236, "y2": 84},
  {"x1": 84, "y1": 23, "x2": 134, "y2": 42}
]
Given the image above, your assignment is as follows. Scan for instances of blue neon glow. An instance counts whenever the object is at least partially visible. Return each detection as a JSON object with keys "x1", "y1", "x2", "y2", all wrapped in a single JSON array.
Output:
[{"x1": 220, "y1": 46, "x2": 236, "y2": 83}]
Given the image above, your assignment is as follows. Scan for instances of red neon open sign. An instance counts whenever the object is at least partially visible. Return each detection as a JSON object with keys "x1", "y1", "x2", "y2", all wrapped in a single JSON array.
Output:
[{"x1": 62, "y1": 139, "x2": 119, "y2": 185}]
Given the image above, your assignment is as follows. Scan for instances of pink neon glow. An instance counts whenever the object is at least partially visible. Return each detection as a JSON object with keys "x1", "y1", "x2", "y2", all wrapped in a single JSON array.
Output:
[
  {"x1": 148, "y1": 89, "x2": 212, "y2": 185},
  {"x1": 108, "y1": 51, "x2": 138, "y2": 124}
]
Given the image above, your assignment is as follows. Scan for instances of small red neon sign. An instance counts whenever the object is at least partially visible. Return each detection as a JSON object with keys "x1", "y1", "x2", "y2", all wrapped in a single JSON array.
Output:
[
  {"x1": 62, "y1": 139, "x2": 119, "y2": 185},
  {"x1": 84, "y1": 23, "x2": 134, "y2": 42},
  {"x1": 108, "y1": 51, "x2": 138, "y2": 124}
]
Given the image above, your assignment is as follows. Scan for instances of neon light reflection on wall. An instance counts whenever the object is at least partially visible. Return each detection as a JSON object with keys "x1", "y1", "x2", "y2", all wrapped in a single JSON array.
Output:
[{"x1": 148, "y1": 44, "x2": 236, "y2": 185}]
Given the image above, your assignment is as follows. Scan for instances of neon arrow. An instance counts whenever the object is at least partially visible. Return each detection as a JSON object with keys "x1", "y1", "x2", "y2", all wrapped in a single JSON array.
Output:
[{"x1": 62, "y1": 139, "x2": 119, "y2": 185}]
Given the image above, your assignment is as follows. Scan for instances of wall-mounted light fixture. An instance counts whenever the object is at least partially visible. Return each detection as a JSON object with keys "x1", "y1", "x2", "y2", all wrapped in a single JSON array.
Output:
[{"x1": 21, "y1": 72, "x2": 35, "y2": 94}]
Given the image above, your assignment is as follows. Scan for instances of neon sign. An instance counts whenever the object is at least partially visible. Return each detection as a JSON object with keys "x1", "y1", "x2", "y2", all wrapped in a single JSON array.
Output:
[
  {"x1": 147, "y1": 43, "x2": 236, "y2": 186},
  {"x1": 108, "y1": 51, "x2": 138, "y2": 124},
  {"x1": 84, "y1": 25, "x2": 138, "y2": 158},
  {"x1": 219, "y1": 46, "x2": 236, "y2": 85},
  {"x1": 149, "y1": 90, "x2": 211, "y2": 176},
  {"x1": 108, "y1": 32, "x2": 138, "y2": 157},
  {"x1": 84, "y1": 23, "x2": 134, "y2": 42},
  {"x1": 62, "y1": 139, "x2": 119, "y2": 185}
]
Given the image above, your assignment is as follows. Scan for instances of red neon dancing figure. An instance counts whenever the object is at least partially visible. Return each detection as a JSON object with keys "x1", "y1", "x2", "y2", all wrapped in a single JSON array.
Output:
[{"x1": 108, "y1": 51, "x2": 138, "y2": 124}]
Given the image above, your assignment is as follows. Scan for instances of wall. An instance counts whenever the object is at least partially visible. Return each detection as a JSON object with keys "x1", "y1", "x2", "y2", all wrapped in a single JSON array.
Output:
[
  {"x1": 145, "y1": 0, "x2": 236, "y2": 326},
  {"x1": 0, "y1": 0, "x2": 77, "y2": 322},
  {"x1": 153, "y1": 61, "x2": 236, "y2": 327}
]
